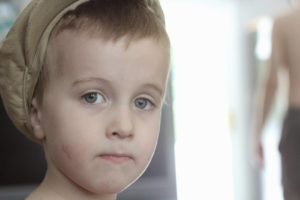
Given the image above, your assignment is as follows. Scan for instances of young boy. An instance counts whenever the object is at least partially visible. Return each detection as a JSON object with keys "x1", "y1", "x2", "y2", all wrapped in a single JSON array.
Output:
[{"x1": 0, "y1": 0, "x2": 170, "y2": 199}]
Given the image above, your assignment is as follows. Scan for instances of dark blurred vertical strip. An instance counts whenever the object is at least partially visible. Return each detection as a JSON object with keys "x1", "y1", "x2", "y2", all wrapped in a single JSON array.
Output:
[{"x1": 0, "y1": 0, "x2": 47, "y2": 186}]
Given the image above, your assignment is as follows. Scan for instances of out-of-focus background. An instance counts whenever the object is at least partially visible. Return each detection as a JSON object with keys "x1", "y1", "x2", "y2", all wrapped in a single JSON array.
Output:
[{"x1": 0, "y1": 0, "x2": 293, "y2": 199}]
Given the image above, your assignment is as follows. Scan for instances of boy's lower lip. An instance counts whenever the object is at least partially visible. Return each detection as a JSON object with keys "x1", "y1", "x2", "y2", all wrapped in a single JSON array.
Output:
[{"x1": 99, "y1": 154, "x2": 132, "y2": 163}]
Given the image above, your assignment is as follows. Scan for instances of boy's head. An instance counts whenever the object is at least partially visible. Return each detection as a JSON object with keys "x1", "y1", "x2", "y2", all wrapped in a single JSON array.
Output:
[
  {"x1": 0, "y1": 0, "x2": 169, "y2": 142},
  {"x1": 0, "y1": 0, "x2": 170, "y2": 197}
]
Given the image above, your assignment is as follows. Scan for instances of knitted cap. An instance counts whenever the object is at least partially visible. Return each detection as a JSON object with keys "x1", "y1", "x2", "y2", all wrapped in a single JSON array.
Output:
[{"x1": 0, "y1": 0, "x2": 89, "y2": 142}]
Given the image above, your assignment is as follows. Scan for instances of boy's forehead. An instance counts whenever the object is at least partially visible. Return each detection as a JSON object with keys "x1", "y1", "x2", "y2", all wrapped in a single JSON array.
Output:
[
  {"x1": 45, "y1": 31, "x2": 170, "y2": 85},
  {"x1": 49, "y1": 29, "x2": 169, "y2": 51},
  {"x1": 47, "y1": 30, "x2": 170, "y2": 69}
]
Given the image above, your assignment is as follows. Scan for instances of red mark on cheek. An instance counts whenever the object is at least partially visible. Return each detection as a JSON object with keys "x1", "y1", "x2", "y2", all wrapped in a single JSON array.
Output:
[{"x1": 62, "y1": 144, "x2": 72, "y2": 160}]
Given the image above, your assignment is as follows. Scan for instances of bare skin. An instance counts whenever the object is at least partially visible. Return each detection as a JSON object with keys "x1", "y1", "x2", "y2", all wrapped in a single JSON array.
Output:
[{"x1": 255, "y1": 4, "x2": 300, "y2": 166}]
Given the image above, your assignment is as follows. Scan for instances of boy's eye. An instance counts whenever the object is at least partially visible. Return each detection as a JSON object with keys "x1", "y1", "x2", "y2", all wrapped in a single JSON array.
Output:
[
  {"x1": 83, "y1": 92, "x2": 105, "y2": 104},
  {"x1": 134, "y1": 97, "x2": 154, "y2": 110}
]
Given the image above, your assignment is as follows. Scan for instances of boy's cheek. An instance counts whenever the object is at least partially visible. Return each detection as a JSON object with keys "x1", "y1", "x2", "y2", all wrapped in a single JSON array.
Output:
[{"x1": 136, "y1": 123, "x2": 160, "y2": 160}]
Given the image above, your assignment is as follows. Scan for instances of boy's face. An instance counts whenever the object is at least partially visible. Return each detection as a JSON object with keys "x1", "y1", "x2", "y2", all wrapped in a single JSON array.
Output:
[{"x1": 32, "y1": 31, "x2": 170, "y2": 195}]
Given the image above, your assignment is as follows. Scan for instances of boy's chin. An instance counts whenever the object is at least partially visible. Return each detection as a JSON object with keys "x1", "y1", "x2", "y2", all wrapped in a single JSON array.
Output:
[{"x1": 86, "y1": 180, "x2": 135, "y2": 195}]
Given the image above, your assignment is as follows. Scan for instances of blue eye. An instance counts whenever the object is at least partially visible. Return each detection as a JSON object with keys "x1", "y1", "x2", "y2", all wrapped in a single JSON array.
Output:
[
  {"x1": 83, "y1": 92, "x2": 105, "y2": 104},
  {"x1": 134, "y1": 98, "x2": 154, "y2": 110}
]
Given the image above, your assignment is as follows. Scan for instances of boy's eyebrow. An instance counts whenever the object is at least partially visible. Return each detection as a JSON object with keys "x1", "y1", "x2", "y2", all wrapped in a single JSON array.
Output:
[
  {"x1": 141, "y1": 83, "x2": 164, "y2": 97},
  {"x1": 71, "y1": 77, "x2": 110, "y2": 87},
  {"x1": 71, "y1": 77, "x2": 164, "y2": 96}
]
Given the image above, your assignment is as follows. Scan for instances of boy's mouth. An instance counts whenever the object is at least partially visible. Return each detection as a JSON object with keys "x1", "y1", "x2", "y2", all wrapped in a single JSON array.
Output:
[{"x1": 99, "y1": 153, "x2": 133, "y2": 164}]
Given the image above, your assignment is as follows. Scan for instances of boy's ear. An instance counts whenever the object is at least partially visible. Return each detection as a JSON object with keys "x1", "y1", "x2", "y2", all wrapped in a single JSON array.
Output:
[{"x1": 30, "y1": 98, "x2": 46, "y2": 140}]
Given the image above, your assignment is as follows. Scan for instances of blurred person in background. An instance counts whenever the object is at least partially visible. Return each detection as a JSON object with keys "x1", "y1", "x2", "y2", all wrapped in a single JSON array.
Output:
[{"x1": 254, "y1": 0, "x2": 300, "y2": 199}]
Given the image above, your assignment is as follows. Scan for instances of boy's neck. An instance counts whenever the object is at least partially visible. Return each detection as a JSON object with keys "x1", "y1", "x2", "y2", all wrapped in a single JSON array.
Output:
[{"x1": 26, "y1": 168, "x2": 117, "y2": 200}]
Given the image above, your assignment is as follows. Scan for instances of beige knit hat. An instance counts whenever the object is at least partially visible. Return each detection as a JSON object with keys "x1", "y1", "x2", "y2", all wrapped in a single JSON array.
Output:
[{"x1": 0, "y1": 0, "x2": 89, "y2": 142}]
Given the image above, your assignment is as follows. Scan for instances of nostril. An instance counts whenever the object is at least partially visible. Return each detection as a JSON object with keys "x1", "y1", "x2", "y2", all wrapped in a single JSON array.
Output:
[
  {"x1": 110, "y1": 130, "x2": 133, "y2": 139},
  {"x1": 112, "y1": 132, "x2": 118, "y2": 136}
]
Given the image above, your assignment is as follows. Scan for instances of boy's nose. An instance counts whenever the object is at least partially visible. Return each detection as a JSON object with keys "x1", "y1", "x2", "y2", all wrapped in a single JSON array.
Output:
[{"x1": 106, "y1": 106, "x2": 134, "y2": 140}]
